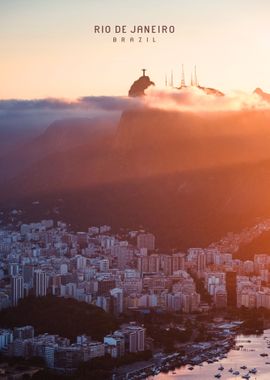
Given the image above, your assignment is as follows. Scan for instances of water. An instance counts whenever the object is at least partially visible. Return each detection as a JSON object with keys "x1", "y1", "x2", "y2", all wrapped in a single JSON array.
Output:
[{"x1": 149, "y1": 329, "x2": 270, "y2": 379}]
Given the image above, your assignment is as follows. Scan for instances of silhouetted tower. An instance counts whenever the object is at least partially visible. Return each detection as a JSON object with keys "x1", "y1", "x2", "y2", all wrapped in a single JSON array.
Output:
[
  {"x1": 170, "y1": 70, "x2": 174, "y2": 87},
  {"x1": 142, "y1": 69, "x2": 146, "y2": 77},
  {"x1": 181, "y1": 64, "x2": 186, "y2": 87},
  {"x1": 190, "y1": 72, "x2": 194, "y2": 86},
  {"x1": 194, "y1": 65, "x2": 198, "y2": 86}
]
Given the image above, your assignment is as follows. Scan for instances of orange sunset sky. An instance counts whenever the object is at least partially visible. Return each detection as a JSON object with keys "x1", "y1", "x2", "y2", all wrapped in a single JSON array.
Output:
[{"x1": 1, "y1": 0, "x2": 270, "y2": 99}]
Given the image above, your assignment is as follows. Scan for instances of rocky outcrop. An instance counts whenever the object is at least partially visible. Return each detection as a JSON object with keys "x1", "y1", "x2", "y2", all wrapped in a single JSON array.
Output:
[
  {"x1": 128, "y1": 73, "x2": 155, "y2": 97},
  {"x1": 254, "y1": 88, "x2": 270, "y2": 102}
]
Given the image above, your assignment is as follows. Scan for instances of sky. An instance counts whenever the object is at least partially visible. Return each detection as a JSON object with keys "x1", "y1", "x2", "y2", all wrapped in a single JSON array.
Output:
[{"x1": 1, "y1": 0, "x2": 270, "y2": 99}]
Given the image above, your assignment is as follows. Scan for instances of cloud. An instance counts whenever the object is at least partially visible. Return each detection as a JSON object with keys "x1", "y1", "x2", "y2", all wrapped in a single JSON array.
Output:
[
  {"x1": 1, "y1": 87, "x2": 269, "y2": 118},
  {"x1": 0, "y1": 99, "x2": 75, "y2": 112},
  {"x1": 0, "y1": 96, "x2": 141, "y2": 133},
  {"x1": 0, "y1": 96, "x2": 139, "y2": 115},
  {"x1": 143, "y1": 86, "x2": 270, "y2": 112},
  {"x1": 1, "y1": 88, "x2": 270, "y2": 136},
  {"x1": 79, "y1": 96, "x2": 141, "y2": 111}
]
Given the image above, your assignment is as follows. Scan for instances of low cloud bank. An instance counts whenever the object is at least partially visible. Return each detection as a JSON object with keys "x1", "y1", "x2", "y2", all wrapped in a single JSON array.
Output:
[
  {"x1": 0, "y1": 96, "x2": 139, "y2": 114},
  {"x1": 1, "y1": 87, "x2": 270, "y2": 133},
  {"x1": 144, "y1": 86, "x2": 270, "y2": 112},
  {"x1": 0, "y1": 96, "x2": 139, "y2": 133}
]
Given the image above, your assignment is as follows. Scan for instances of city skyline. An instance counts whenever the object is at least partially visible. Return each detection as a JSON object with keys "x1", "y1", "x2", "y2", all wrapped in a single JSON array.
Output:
[{"x1": 1, "y1": 211, "x2": 270, "y2": 377}]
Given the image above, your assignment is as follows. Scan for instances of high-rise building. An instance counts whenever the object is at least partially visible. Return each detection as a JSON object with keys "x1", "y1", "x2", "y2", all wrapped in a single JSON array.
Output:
[
  {"x1": 205, "y1": 272, "x2": 226, "y2": 295},
  {"x1": 9, "y1": 263, "x2": 19, "y2": 277},
  {"x1": 214, "y1": 287, "x2": 227, "y2": 308},
  {"x1": 97, "y1": 279, "x2": 116, "y2": 296},
  {"x1": 197, "y1": 252, "x2": 206, "y2": 275},
  {"x1": 162, "y1": 255, "x2": 173, "y2": 276},
  {"x1": 14, "y1": 326, "x2": 34, "y2": 339},
  {"x1": 166, "y1": 293, "x2": 182, "y2": 311},
  {"x1": 182, "y1": 292, "x2": 200, "y2": 313},
  {"x1": 110, "y1": 288, "x2": 123, "y2": 316},
  {"x1": 99, "y1": 259, "x2": 109, "y2": 272},
  {"x1": 11, "y1": 275, "x2": 24, "y2": 306},
  {"x1": 34, "y1": 270, "x2": 48, "y2": 297},
  {"x1": 226, "y1": 271, "x2": 237, "y2": 308},
  {"x1": 138, "y1": 294, "x2": 158, "y2": 308},
  {"x1": 104, "y1": 333, "x2": 125, "y2": 358},
  {"x1": 148, "y1": 254, "x2": 160, "y2": 273},
  {"x1": 172, "y1": 253, "x2": 185, "y2": 272},
  {"x1": 243, "y1": 260, "x2": 254, "y2": 274},
  {"x1": 187, "y1": 248, "x2": 204, "y2": 262},
  {"x1": 23, "y1": 265, "x2": 34, "y2": 284},
  {"x1": 0, "y1": 292, "x2": 10, "y2": 310},
  {"x1": 138, "y1": 255, "x2": 160, "y2": 273},
  {"x1": 96, "y1": 296, "x2": 110, "y2": 313},
  {"x1": 123, "y1": 271, "x2": 142, "y2": 294},
  {"x1": 137, "y1": 233, "x2": 155, "y2": 251},
  {"x1": 76, "y1": 255, "x2": 87, "y2": 270},
  {"x1": 120, "y1": 324, "x2": 145, "y2": 353},
  {"x1": 0, "y1": 329, "x2": 13, "y2": 350},
  {"x1": 115, "y1": 246, "x2": 134, "y2": 270},
  {"x1": 137, "y1": 256, "x2": 149, "y2": 273}
]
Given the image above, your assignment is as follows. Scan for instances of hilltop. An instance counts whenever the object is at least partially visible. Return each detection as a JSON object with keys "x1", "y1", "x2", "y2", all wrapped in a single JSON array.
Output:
[{"x1": 0, "y1": 296, "x2": 118, "y2": 341}]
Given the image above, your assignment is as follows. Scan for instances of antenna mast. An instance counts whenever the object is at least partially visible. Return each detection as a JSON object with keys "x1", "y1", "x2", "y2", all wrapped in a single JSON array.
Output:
[
  {"x1": 181, "y1": 64, "x2": 186, "y2": 87},
  {"x1": 194, "y1": 65, "x2": 198, "y2": 86},
  {"x1": 170, "y1": 70, "x2": 174, "y2": 87}
]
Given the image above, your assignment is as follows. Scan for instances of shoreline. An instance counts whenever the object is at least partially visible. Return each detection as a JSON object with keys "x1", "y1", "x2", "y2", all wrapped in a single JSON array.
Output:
[{"x1": 115, "y1": 325, "x2": 266, "y2": 380}]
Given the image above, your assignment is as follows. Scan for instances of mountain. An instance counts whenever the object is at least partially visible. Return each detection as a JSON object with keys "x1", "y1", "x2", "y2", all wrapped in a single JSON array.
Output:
[
  {"x1": 254, "y1": 88, "x2": 270, "y2": 102},
  {"x1": 5, "y1": 158, "x2": 270, "y2": 251},
  {"x1": 114, "y1": 108, "x2": 270, "y2": 187},
  {"x1": 128, "y1": 74, "x2": 155, "y2": 96},
  {"x1": 0, "y1": 122, "x2": 47, "y2": 158},
  {"x1": 235, "y1": 229, "x2": 270, "y2": 260},
  {"x1": 0, "y1": 296, "x2": 118, "y2": 341},
  {"x1": 197, "y1": 85, "x2": 224, "y2": 96},
  {"x1": 2, "y1": 107, "x2": 270, "y2": 250},
  {"x1": 0, "y1": 116, "x2": 117, "y2": 183},
  {"x1": 3, "y1": 108, "x2": 270, "y2": 197}
]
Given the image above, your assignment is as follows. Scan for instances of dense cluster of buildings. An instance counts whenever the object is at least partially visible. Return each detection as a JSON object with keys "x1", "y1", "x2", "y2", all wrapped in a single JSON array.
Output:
[
  {"x1": 0, "y1": 323, "x2": 145, "y2": 370},
  {"x1": 0, "y1": 220, "x2": 201, "y2": 315},
  {"x1": 1, "y1": 217, "x2": 270, "y2": 368}
]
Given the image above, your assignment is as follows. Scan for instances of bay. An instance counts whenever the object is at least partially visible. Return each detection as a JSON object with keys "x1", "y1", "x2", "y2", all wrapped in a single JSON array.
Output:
[{"x1": 148, "y1": 329, "x2": 270, "y2": 380}]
